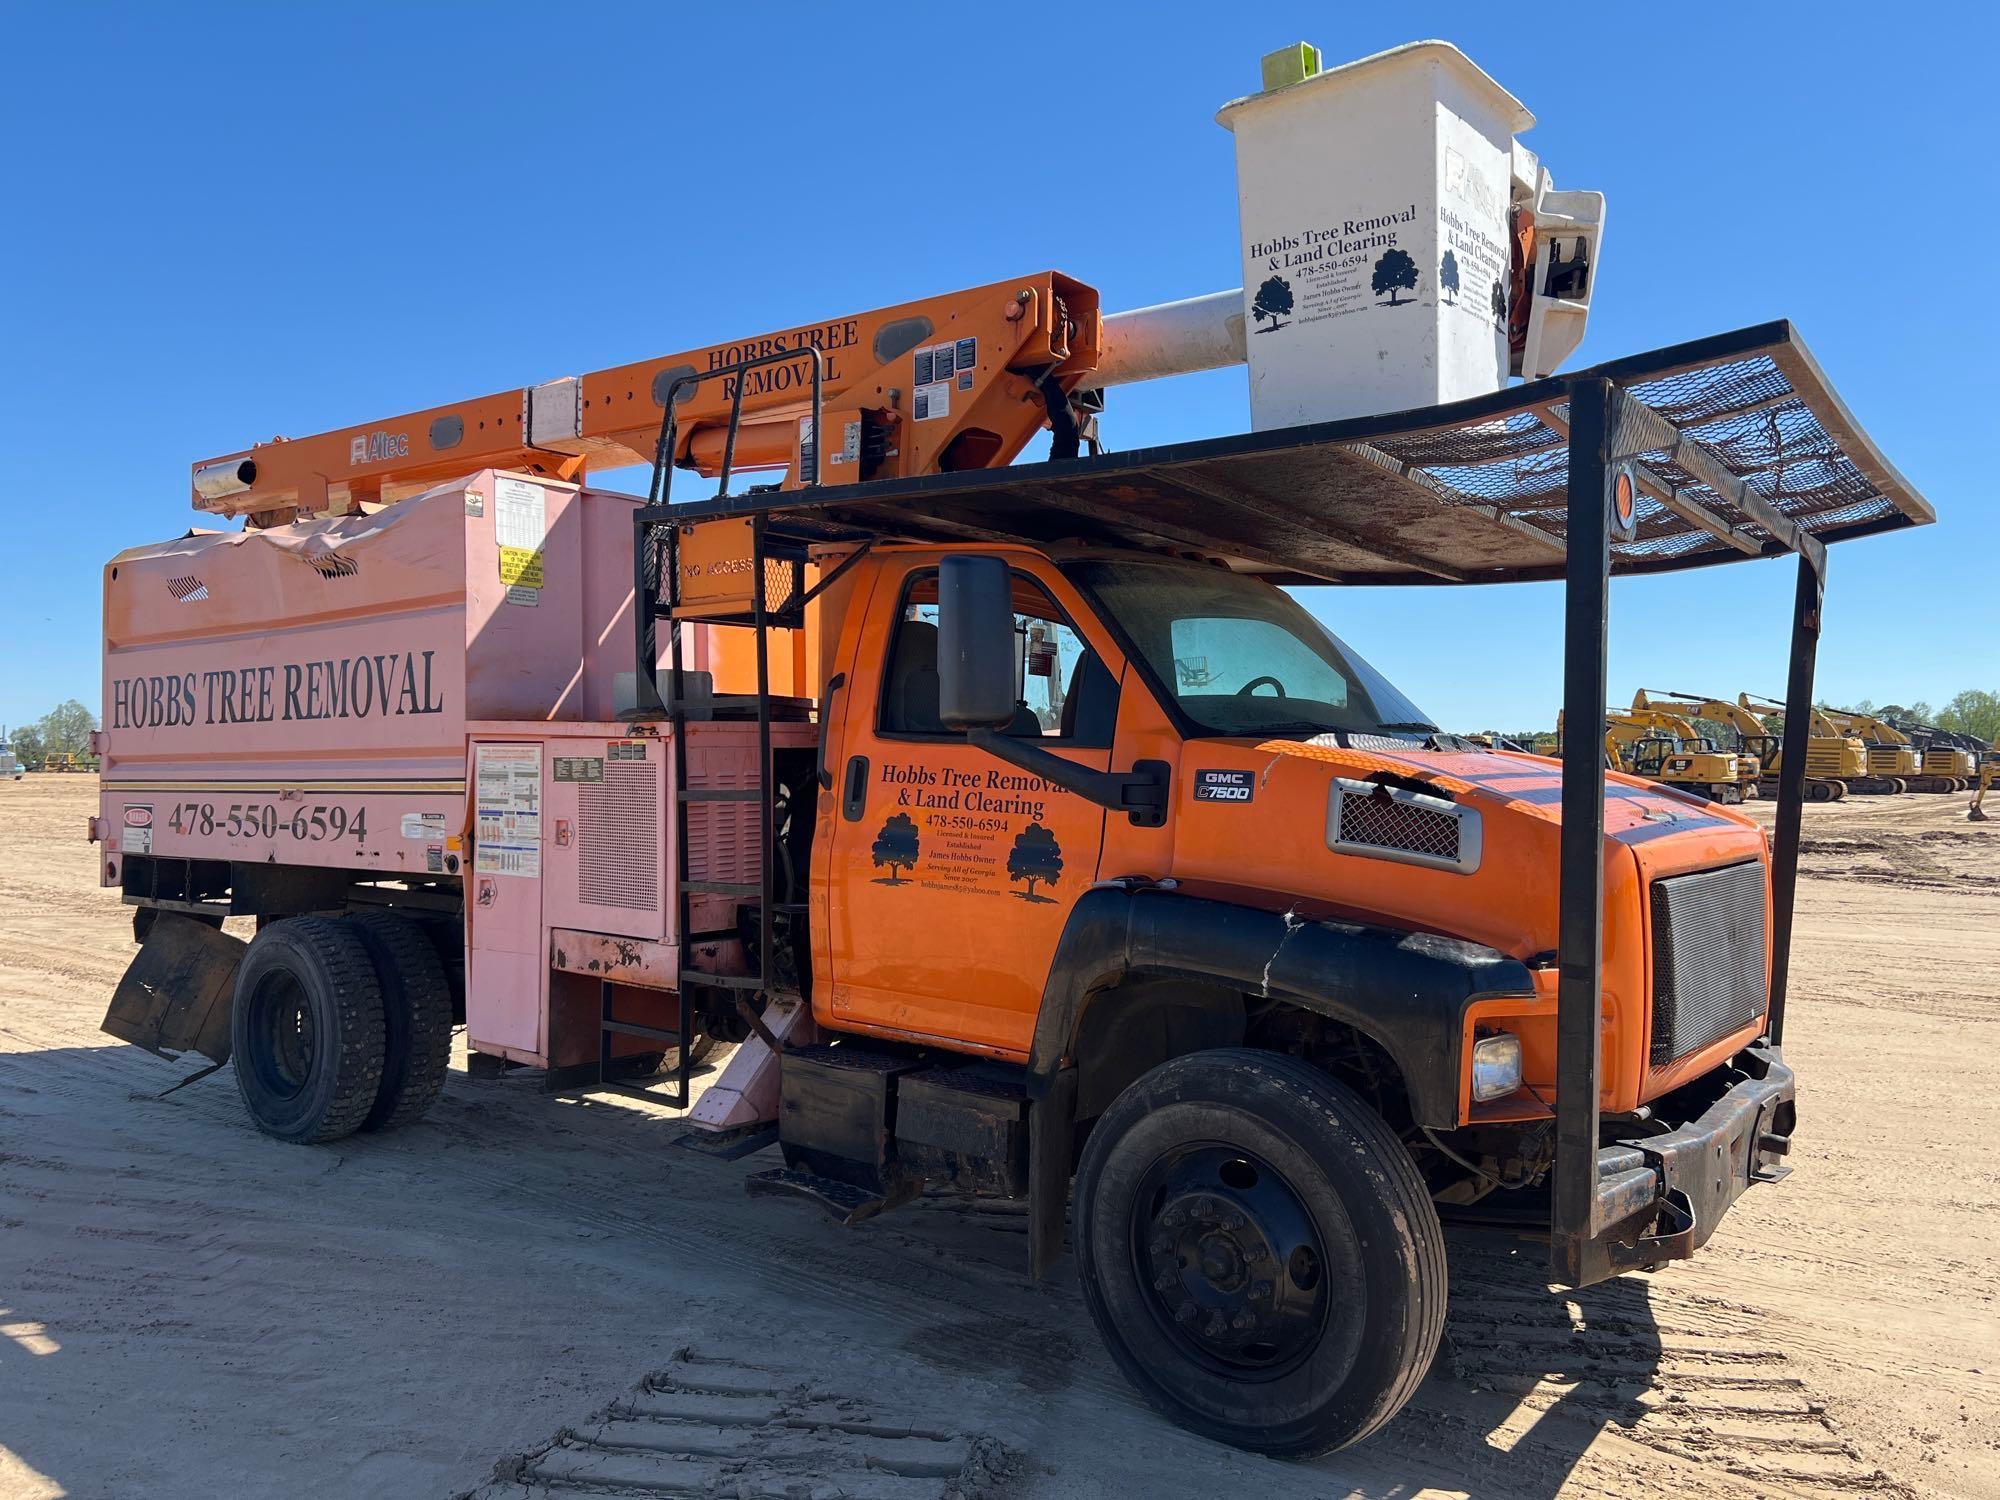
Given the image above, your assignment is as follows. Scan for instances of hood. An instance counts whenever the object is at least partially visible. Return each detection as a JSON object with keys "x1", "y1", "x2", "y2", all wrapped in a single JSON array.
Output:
[{"x1": 1251, "y1": 740, "x2": 1750, "y2": 847}]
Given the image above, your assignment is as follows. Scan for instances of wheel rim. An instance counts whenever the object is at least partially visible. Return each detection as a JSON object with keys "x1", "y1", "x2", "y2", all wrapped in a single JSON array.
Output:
[
  {"x1": 245, "y1": 970, "x2": 317, "y2": 1101},
  {"x1": 1130, "y1": 1143, "x2": 1328, "y2": 1377}
]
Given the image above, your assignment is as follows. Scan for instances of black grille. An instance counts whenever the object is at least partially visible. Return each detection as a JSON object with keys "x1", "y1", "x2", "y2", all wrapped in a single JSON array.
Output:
[
  {"x1": 1650, "y1": 861, "x2": 1767, "y2": 1065},
  {"x1": 1336, "y1": 793, "x2": 1459, "y2": 862}
]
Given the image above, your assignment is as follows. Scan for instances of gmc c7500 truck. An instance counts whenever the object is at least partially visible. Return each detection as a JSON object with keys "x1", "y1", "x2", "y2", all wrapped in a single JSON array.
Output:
[{"x1": 88, "y1": 42, "x2": 1934, "y2": 1458}]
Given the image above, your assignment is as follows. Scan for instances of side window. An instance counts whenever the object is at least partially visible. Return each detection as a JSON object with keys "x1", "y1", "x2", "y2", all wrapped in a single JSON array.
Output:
[{"x1": 879, "y1": 569, "x2": 1117, "y2": 746}]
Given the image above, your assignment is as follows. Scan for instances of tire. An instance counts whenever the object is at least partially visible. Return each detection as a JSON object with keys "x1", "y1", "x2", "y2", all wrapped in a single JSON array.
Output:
[
  {"x1": 230, "y1": 917, "x2": 386, "y2": 1143},
  {"x1": 344, "y1": 910, "x2": 455, "y2": 1132},
  {"x1": 1073, "y1": 1048, "x2": 1447, "y2": 1458}
]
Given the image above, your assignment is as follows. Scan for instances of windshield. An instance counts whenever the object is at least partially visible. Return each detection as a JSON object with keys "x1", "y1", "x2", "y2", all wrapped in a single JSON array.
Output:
[{"x1": 1065, "y1": 558, "x2": 1435, "y2": 739}]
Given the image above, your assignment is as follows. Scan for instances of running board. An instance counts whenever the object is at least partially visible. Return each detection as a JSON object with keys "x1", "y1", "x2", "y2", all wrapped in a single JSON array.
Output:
[{"x1": 745, "y1": 1167, "x2": 920, "y2": 1226}]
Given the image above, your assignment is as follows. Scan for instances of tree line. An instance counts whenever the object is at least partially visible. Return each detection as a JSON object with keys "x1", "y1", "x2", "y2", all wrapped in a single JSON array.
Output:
[{"x1": 4, "y1": 699, "x2": 100, "y2": 769}]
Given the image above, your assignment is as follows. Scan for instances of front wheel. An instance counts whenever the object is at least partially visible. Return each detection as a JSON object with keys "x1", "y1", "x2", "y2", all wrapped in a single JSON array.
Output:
[{"x1": 1073, "y1": 1049, "x2": 1446, "y2": 1458}]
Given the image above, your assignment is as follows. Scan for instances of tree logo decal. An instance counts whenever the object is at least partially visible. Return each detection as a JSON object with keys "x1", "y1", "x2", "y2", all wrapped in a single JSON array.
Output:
[
  {"x1": 1006, "y1": 822, "x2": 1064, "y2": 903},
  {"x1": 1251, "y1": 275, "x2": 1293, "y2": 333},
  {"x1": 870, "y1": 812, "x2": 920, "y2": 885},
  {"x1": 1371, "y1": 248, "x2": 1419, "y2": 306},
  {"x1": 1439, "y1": 249, "x2": 1460, "y2": 305},
  {"x1": 1489, "y1": 278, "x2": 1508, "y2": 330}
]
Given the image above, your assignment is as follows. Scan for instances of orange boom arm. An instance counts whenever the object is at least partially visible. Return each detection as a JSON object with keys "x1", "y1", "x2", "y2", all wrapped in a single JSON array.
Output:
[{"x1": 193, "y1": 272, "x2": 1100, "y2": 525}]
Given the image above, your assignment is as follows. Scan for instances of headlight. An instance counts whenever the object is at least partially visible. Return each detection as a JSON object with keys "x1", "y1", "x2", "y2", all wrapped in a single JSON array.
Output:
[{"x1": 1471, "y1": 1033, "x2": 1523, "y2": 1102}]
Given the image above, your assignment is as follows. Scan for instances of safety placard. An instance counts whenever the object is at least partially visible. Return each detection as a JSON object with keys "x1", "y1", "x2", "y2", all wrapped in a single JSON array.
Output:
[
  {"x1": 495, "y1": 478, "x2": 546, "y2": 607},
  {"x1": 493, "y1": 477, "x2": 546, "y2": 550},
  {"x1": 474, "y1": 743, "x2": 542, "y2": 877},
  {"x1": 498, "y1": 546, "x2": 544, "y2": 589},
  {"x1": 913, "y1": 381, "x2": 951, "y2": 421}
]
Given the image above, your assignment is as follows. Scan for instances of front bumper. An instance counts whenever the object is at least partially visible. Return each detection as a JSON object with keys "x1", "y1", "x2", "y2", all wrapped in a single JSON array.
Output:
[{"x1": 1589, "y1": 1042, "x2": 1794, "y2": 1278}]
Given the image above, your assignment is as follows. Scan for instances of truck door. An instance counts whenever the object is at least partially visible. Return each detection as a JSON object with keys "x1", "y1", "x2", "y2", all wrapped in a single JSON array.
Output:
[{"x1": 821, "y1": 557, "x2": 1123, "y2": 1057}]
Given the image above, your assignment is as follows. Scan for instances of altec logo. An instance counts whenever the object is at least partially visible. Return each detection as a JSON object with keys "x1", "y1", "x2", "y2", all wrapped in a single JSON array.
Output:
[{"x1": 349, "y1": 431, "x2": 411, "y2": 466}]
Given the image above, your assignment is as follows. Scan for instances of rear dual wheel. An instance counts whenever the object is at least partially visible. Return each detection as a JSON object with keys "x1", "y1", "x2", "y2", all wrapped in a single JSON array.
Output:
[
  {"x1": 231, "y1": 912, "x2": 452, "y2": 1143},
  {"x1": 1074, "y1": 1049, "x2": 1446, "y2": 1458}
]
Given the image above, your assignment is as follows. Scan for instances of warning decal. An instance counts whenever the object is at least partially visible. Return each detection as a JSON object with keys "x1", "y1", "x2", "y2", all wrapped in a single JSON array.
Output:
[
  {"x1": 498, "y1": 547, "x2": 544, "y2": 589},
  {"x1": 912, "y1": 337, "x2": 973, "y2": 419},
  {"x1": 913, "y1": 382, "x2": 950, "y2": 421},
  {"x1": 474, "y1": 743, "x2": 541, "y2": 877}
]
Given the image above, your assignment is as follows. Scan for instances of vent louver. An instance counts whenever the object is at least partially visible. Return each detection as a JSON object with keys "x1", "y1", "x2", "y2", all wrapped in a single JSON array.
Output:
[
  {"x1": 1325, "y1": 777, "x2": 1480, "y2": 873},
  {"x1": 579, "y1": 761, "x2": 659, "y2": 912}
]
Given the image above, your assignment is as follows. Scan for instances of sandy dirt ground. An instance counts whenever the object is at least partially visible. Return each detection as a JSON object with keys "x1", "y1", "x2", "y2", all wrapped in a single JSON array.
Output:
[{"x1": 1, "y1": 774, "x2": 1995, "y2": 1499}]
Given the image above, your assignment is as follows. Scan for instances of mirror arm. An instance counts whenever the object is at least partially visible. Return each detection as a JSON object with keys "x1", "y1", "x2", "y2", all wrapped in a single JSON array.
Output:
[{"x1": 966, "y1": 729, "x2": 1170, "y2": 829}]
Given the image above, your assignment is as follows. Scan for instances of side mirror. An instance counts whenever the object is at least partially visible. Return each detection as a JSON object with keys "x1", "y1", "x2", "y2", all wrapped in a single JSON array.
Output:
[{"x1": 936, "y1": 554, "x2": 1018, "y2": 731}]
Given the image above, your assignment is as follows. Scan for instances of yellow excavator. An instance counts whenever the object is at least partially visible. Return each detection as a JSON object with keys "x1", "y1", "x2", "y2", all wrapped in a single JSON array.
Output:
[
  {"x1": 1817, "y1": 707, "x2": 1932, "y2": 794},
  {"x1": 1630, "y1": 691, "x2": 1762, "y2": 800},
  {"x1": 1886, "y1": 715, "x2": 1980, "y2": 793},
  {"x1": 1734, "y1": 693, "x2": 1870, "y2": 801},
  {"x1": 1561, "y1": 709, "x2": 1743, "y2": 803}
]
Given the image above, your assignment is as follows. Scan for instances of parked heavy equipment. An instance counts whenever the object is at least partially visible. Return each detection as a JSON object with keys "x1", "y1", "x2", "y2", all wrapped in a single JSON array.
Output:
[
  {"x1": 0, "y1": 730, "x2": 21, "y2": 781},
  {"x1": 1631, "y1": 691, "x2": 1760, "y2": 798},
  {"x1": 1887, "y1": 715, "x2": 1978, "y2": 792},
  {"x1": 1817, "y1": 707, "x2": 1929, "y2": 793},
  {"x1": 86, "y1": 40, "x2": 1935, "y2": 1460},
  {"x1": 1736, "y1": 693, "x2": 1869, "y2": 800},
  {"x1": 1597, "y1": 713, "x2": 1741, "y2": 802},
  {"x1": 1611, "y1": 702, "x2": 1747, "y2": 802},
  {"x1": 1642, "y1": 692, "x2": 1788, "y2": 796}
]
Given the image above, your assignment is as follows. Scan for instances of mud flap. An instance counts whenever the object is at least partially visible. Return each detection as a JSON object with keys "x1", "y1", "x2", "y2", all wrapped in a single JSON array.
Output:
[{"x1": 102, "y1": 913, "x2": 246, "y2": 1064}]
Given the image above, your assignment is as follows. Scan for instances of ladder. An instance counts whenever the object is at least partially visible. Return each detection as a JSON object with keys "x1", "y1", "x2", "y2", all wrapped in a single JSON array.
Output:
[{"x1": 601, "y1": 349, "x2": 827, "y2": 1109}]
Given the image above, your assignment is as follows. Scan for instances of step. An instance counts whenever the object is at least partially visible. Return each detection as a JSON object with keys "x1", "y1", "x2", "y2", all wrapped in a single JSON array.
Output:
[{"x1": 745, "y1": 1166, "x2": 920, "y2": 1226}]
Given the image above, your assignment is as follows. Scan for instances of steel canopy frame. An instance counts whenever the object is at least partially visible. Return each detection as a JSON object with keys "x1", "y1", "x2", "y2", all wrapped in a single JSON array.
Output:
[
  {"x1": 630, "y1": 322, "x2": 1927, "y2": 1288},
  {"x1": 1551, "y1": 379, "x2": 1822, "y2": 1286}
]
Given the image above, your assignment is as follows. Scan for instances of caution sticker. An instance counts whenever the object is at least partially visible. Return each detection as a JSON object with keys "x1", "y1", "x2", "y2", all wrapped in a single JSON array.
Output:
[{"x1": 498, "y1": 546, "x2": 544, "y2": 589}]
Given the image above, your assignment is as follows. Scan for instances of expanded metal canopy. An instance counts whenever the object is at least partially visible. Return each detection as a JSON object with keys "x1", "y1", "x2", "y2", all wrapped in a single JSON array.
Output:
[{"x1": 671, "y1": 321, "x2": 1931, "y2": 586}]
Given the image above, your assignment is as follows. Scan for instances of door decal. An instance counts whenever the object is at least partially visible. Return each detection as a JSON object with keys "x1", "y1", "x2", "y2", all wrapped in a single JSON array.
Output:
[
  {"x1": 871, "y1": 813, "x2": 921, "y2": 885},
  {"x1": 1006, "y1": 823, "x2": 1063, "y2": 903}
]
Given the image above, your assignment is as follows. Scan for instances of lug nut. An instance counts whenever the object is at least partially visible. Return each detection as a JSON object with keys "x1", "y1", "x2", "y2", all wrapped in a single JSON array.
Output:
[
  {"x1": 1246, "y1": 1243, "x2": 1268, "y2": 1264},
  {"x1": 1251, "y1": 1280, "x2": 1274, "y2": 1302},
  {"x1": 1220, "y1": 1208, "x2": 1244, "y2": 1230},
  {"x1": 1174, "y1": 1299, "x2": 1199, "y2": 1324},
  {"x1": 1204, "y1": 1311, "x2": 1227, "y2": 1339},
  {"x1": 1155, "y1": 1269, "x2": 1177, "y2": 1291},
  {"x1": 1152, "y1": 1232, "x2": 1173, "y2": 1253},
  {"x1": 1232, "y1": 1311, "x2": 1255, "y2": 1331}
]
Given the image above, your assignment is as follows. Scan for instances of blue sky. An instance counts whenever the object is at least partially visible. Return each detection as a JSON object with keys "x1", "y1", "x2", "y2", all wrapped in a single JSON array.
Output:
[{"x1": 2, "y1": 4, "x2": 1992, "y2": 735}]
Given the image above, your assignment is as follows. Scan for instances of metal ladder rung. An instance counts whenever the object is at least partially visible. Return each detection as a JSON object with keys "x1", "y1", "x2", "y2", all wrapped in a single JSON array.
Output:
[
  {"x1": 682, "y1": 879, "x2": 760, "y2": 896},
  {"x1": 601, "y1": 1018, "x2": 684, "y2": 1043},
  {"x1": 678, "y1": 972, "x2": 763, "y2": 991}
]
